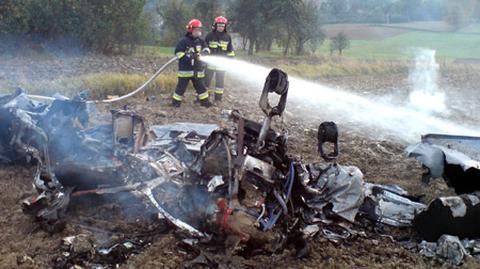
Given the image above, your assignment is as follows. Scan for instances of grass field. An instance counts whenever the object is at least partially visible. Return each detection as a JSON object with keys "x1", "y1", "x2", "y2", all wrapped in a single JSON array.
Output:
[
  {"x1": 3, "y1": 21, "x2": 479, "y2": 98},
  {"x1": 138, "y1": 22, "x2": 480, "y2": 60},
  {"x1": 319, "y1": 22, "x2": 480, "y2": 60},
  {"x1": 317, "y1": 31, "x2": 480, "y2": 60},
  {"x1": 461, "y1": 23, "x2": 480, "y2": 33}
]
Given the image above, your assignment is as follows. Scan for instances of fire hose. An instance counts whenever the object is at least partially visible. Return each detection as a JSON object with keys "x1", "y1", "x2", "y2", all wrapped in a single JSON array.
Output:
[{"x1": 27, "y1": 56, "x2": 178, "y2": 104}]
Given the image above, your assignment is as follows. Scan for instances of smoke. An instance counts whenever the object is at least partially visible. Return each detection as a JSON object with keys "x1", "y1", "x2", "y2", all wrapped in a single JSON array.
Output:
[
  {"x1": 202, "y1": 56, "x2": 480, "y2": 142},
  {"x1": 408, "y1": 48, "x2": 447, "y2": 114},
  {"x1": 0, "y1": 36, "x2": 87, "y2": 92}
]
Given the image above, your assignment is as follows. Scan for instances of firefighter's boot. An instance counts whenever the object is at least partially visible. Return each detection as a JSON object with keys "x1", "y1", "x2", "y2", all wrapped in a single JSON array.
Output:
[
  {"x1": 200, "y1": 98, "x2": 213, "y2": 108},
  {"x1": 172, "y1": 99, "x2": 181, "y2": 107}
]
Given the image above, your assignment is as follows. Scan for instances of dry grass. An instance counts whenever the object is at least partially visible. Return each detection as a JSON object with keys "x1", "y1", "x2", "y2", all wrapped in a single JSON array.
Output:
[
  {"x1": 276, "y1": 58, "x2": 480, "y2": 80},
  {"x1": 278, "y1": 59, "x2": 409, "y2": 79},
  {"x1": 79, "y1": 73, "x2": 178, "y2": 99},
  {"x1": 1, "y1": 58, "x2": 479, "y2": 100},
  {"x1": 0, "y1": 72, "x2": 179, "y2": 99}
]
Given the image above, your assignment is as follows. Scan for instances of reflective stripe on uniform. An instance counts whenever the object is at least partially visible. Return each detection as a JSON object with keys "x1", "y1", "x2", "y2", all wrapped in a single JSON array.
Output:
[
  {"x1": 215, "y1": 88, "x2": 224, "y2": 94},
  {"x1": 219, "y1": 41, "x2": 228, "y2": 50},
  {"x1": 177, "y1": 70, "x2": 194, "y2": 77},
  {"x1": 227, "y1": 51, "x2": 235, "y2": 57},
  {"x1": 196, "y1": 71, "x2": 205, "y2": 78},
  {"x1": 172, "y1": 93, "x2": 183, "y2": 101},
  {"x1": 198, "y1": 92, "x2": 209, "y2": 100},
  {"x1": 176, "y1": 52, "x2": 186, "y2": 59},
  {"x1": 209, "y1": 41, "x2": 219, "y2": 48}
]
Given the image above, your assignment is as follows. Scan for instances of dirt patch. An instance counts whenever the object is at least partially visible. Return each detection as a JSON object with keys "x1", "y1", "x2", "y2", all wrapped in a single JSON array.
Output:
[
  {"x1": 0, "y1": 165, "x2": 62, "y2": 268},
  {"x1": 0, "y1": 54, "x2": 171, "y2": 83}
]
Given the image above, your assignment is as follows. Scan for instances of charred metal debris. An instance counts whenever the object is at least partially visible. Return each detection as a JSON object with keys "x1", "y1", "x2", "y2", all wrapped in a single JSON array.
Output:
[
  {"x1": 1, "y1": 69, "x2": 479, "y2": 267},
  {"x1": 405, "y1": 134, "x2": 480, "y2": 264}
]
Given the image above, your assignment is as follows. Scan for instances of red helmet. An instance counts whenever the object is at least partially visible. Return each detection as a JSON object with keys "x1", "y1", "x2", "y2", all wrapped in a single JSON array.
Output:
[
  {"x1": 186, "y1": 19, "x2": 202, "y2": 33},
  {"x1": 213, "y1": 16, "x2": 228, "y2": 31},
  {"x1": 214, "y1": 16, "x2": 228, "y2": 25}
]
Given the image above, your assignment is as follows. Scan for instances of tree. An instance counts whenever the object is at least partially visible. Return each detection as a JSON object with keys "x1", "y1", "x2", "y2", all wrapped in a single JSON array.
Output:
[
  {"x1": 329, "y1": 32, "x2": 350, "y2": 55},
  {"x1": 77, "y1": 0, "x2": 147, "y2": 54},
  {"x1": 0, "y1": 0, "x2": 32, "y2": 34},
  {"x1": 308, "y1": 29, "x2": 326, "y2": 54},
  {"x1": 228, "y1": 0, "x2": 325, "y2": 55},
  {"x1": 228, "y1": 0, "x2": 263, "y2": 55},
  {"x1": 141, "y1": 0, "x2": 164, "y2": 45},
  {"x1": 292, "y1": 0, "x2": 325, "y2": 55},
  {"x1": 270, "y1": 0, "x2": 302, "y2": 55},
  {"x1": 445, "y1": 6, "x2": 468, "y2": 30},
  {"x1": 444, "y1": 0, "x2": 477, "y2": 30},
  {"x1": 0, "y1": 0, "x2": 148, "y2": 54},
  {"x1": 157, "y1": 0, "x2": 193, "y2": 46},
  {"x1": 193, "y1": 0, "x2": 220, "y2": 28},
  {"x1": 320, "y1": 0, "x2": 349, "y2": 23},
  {"x1": 318, "y1": 0, "x2": 446, "y2": 24}
]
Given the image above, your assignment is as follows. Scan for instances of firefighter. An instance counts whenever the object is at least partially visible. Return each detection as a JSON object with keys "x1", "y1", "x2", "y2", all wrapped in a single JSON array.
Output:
[
  {"x1": 172, "y1": 19, "x2": 212, "y2": 108},
  {"x1": 204, "y1": 16, "x2": 235, "y2": 102}
]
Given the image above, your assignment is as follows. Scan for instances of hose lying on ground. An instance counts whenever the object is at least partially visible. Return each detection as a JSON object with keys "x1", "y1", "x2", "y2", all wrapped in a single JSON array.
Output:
[{"x1": 27, "y1": 56, "x2": 178, "y2": 104}]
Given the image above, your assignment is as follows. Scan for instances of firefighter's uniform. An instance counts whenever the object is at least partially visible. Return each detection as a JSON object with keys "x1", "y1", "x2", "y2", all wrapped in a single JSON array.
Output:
[
  {"x1": 172, "y1": 32, "x2": 211, "y2": 107},
  {"x1": 204, "y1": 18, "x2": 235, "y2": 101}
]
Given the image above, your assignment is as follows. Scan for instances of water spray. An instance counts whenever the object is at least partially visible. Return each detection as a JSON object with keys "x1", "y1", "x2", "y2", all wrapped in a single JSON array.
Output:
[
  {"x1": 202, "y1": 55, "x2": 480, "y2": 142},
  {"x1": 408, "y1": 49, "x2": 447, "y2": 114}
]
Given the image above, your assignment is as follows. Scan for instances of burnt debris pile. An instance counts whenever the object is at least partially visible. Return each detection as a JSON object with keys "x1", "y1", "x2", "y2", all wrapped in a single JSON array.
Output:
[{"x1": 2, "y1": 69, "x2": 480, "y2": 267}]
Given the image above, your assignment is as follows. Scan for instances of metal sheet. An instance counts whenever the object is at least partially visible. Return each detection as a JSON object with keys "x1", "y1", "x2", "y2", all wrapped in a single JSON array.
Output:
[
  {"x1": 422, "y1": 134, "x2": 480, "y2": 162},
  {"x1": 305, "y1": 164, "x2": 365, "y2": 223},
  {"x1": 150, "y1": 123, "x2": 218, "y2": 140}
]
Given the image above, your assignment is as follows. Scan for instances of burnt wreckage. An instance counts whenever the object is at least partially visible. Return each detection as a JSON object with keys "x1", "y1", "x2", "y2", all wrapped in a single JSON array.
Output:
[
  {"x1": 2, "y1": 69, "x2": 306, "y2": 241},
  {"x1": 407, "y1": 135, "x2": 480, "y2": 242},
  {"x1": 2, "y1": 68, "x2": 480, "y2": 266}
]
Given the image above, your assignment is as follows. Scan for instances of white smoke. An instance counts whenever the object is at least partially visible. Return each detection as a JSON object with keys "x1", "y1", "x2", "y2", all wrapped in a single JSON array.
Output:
[
  {"x1": 408, "y1": 49, "x2": 447, "y2": 114},
  {"x1": 202, "y1": 56, "x2": 480, "y2": 142}
]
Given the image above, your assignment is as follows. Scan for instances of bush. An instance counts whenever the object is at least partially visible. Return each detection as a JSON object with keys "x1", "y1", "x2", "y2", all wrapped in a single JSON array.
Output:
[
  {"x1": 329, "y1": 32, "x2": 350, "y2": 56},
  {"x1": 0, "y1": 0, "x2": 148, "y2": 54}
]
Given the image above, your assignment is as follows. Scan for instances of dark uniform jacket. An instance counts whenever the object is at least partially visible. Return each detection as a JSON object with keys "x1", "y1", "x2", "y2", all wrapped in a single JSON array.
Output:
[
  {"x1": 174, "y1": 33, "x2": 210, "y2": 78},
  {"x1": 205, "y1": 31, "x2": 235, "y2": 57}
]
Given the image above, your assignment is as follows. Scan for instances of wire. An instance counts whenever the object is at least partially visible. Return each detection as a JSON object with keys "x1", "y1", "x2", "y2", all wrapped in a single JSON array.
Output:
[{"x1": 261, "y1": 161, "x2": 295, "y2": 231}]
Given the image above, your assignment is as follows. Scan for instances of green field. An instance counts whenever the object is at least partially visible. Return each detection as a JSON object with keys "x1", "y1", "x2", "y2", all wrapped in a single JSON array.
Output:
[
  {"x1": 461, "y1": 24, "x2": 480, "y2": 34},
  {"x1": 251, "y1": 31, "x2": 480, "y2": 60},
  {"x1": 319, "y1": 31, "x2": 480, "y2": 60},
  {"x1": 139, "y1": 22, "x2": 480, "y2": 61}
]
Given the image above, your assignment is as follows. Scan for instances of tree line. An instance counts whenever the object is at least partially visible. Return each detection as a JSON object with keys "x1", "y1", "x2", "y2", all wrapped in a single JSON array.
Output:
[{"x1": 1, "y1": 0, "x2": 479, "y2": 55}]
